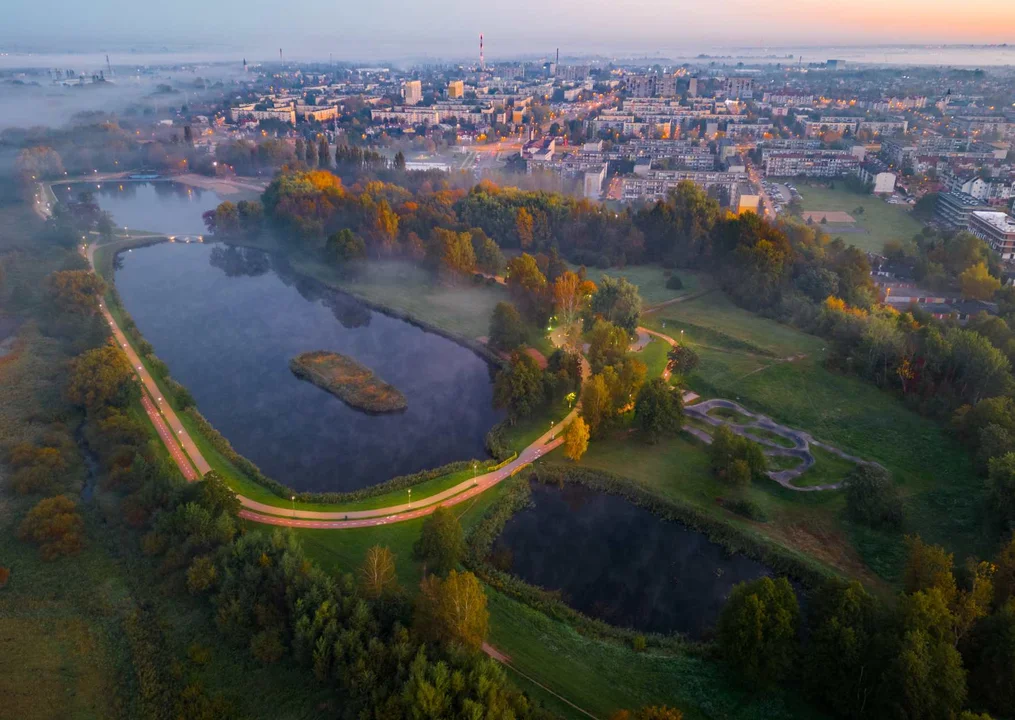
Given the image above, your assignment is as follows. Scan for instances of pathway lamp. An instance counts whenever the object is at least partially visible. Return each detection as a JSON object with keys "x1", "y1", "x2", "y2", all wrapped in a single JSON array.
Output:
[
  {"x1": 407, "y1": 488, "x2": 411, "y2": 506},
  {"x1": 291, "y1": 495, "x2": 295, "y2": 518}
]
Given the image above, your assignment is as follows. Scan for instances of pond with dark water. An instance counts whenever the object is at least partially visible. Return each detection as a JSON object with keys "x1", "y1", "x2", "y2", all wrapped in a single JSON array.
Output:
[
  {"x1": 114, "y1": 242, "x2": 503, "y2": 492},
  {"x1": 496, "y1": 482, "x2": 773, "y2": 638},
  {"x1": 55, "y1": 180, "x2": 221, "y2": 236}
]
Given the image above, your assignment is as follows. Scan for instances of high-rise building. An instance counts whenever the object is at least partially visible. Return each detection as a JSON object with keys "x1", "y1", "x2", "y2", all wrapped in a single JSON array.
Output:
[
  {"x1": 687, "y1": 78, "x2": 698, "y2": 97},
  {"x1": 447, "y1": 80, "x2": 464, "y2": 99},
  {"x1": 403, "y1": 80, "x2": 423, "y2": 105}
]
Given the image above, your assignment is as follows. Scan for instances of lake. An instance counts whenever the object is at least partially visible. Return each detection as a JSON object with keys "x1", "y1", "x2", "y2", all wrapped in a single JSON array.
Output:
[
  {"x1": 55, "y1": 180, "x2": 221, "y2": 236},
  {"x1": 496, "y1": 482, "x2": 772, "y2": 638},
  {"x1": 114, "y1": 242, "x2": 503, "y2": 493}
]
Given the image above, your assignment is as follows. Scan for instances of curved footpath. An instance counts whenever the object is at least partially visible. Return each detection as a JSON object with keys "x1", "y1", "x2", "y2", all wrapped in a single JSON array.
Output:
[{"x1": 89, "y1": 235, "x2": 858, "y2": 531}]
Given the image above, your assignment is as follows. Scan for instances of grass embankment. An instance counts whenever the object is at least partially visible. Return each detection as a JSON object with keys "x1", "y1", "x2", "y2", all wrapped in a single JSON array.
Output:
[
  {"x1": 290, "y1": 350, "x2": 407, "y2": 414},
  {"x1": 631, "y1": 287, "x2": 981, "y2": 583},
  {"x1": 793, "y1": 182, "x2": 924, "y2": 254}
]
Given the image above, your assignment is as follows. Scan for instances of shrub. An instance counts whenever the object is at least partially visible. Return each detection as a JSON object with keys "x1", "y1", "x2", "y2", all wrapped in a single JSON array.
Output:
[
  {"x1": 0, "y1": 566, "x2": 10, "y2": 589},
  {"x1": 724, "y1": 497, "x2": 768, "y2": 522},
  {"x1": 632, "y1": 635, "x2": 647, "y2": 652},
  {"x1": 844, "y1": 465, "x2": 903, "y2": 529},
  {"x1": 665, "y1": 275, "x2": 683, "y2": 290},
  {"x1": 17, "y1": 495, "x2": 86, "y2": 560}
]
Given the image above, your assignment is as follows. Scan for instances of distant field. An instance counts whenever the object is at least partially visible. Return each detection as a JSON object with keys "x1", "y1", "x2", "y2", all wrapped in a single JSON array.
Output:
[{"x1": 791, "y1": 182, "x2": 924, "y2": 254}]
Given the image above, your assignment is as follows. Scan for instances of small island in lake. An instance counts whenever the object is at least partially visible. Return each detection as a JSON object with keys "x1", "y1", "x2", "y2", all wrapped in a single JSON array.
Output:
[{"x1": 290, "y1": 351, "x2": 407, "y2": 414}]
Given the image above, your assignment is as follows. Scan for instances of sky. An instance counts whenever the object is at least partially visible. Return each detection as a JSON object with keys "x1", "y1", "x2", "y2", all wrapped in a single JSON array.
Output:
[{"x1": 4, "y1": 0, "x2": 1015, "y2": 63}]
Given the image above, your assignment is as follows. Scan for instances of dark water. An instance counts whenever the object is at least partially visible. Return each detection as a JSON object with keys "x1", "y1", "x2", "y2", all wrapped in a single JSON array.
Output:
[
  {"x1": 114, "y1": 242, "x2": 503, "y2": 492},
  {"x1": 55, "y1": 181, "x2": 221, "y2": 236},
  {"x1": 497, "y1": 482, "x2": 772, "y2": 638}
]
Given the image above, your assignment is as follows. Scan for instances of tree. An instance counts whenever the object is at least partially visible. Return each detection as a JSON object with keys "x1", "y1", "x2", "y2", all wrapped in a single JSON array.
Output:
[
  {"x1": 489, "y1": 302, "x2": 527, "y2": 352},
  {"x1": 563, "y1": 416, "x2": 590, "y2": 461},
  {"x1": 717, "y1": 576, "x2": 799, "y2": 688},
  {"x1": 325, "y1": 228, "x2": 366, "y2": 262},
  {"x1": 66, "y1": 342, "x2": 137, "y2": 410},
  {"x1": 666, "y1": 344, "x2": 699, "y2": 376},
  {"x1": 709, "y1": 425, "x2": 767, "y2": 485},
  {"x1": 553, "y1": 271, "x2": 595, "y2": 348},
  {"x1": 884, "y1": 628, "x2": 967, "y2": 720},
  {"x1": 493, "y1": 351, "x2": 545, "y2": 422},
  {"x1": 360, "y1": 545, "x2": 398, "y2": 599},
  {"x1": 903, "y1": 536, "x2": 957, "y2": 602},
  {"x1": 965, "y1": 599, "x2": 1015, "y2": 716},
  {"x1": 634, "y1": 379, "x2": 683, "y2": 442},
  {"x1": 471, "y1": 229, "x2": 506, "y2": 275},
  {"x1": 0, "y1": 566, "x2": 9, "y2": 589},
  {"x1": 580, "y1": 373, "x2": 614, "y2": 437},
  {"x1": 515, "y1": 207, "x2": 535, "y2": 249},
  {"x1": 804, "y1": 580, "x2": 882, "y2": 718},
  {"x1": 7, "y1": 443, "x2": 70, "y2": 495},
  {"x1": 393, "y1": 151, "x2": 406, "y2": 170},
  {"x1": 429, "y1": 228, "x2": 476, "y2": 280},
  {"x1": 960, "y1": 262, "x2": 1000, "y2": 301},
  {"x1": 47, "y1": 270, "x2": 106, "y2": 315},
  {"x1": 995, "y1": 535, "x2": 1015, "y2": 606},
  {"x1": 414, "y1": 506, "x2": 464, "y2": 575},
  {"x1": 587, "y1": 319, "x2": 629, "y2": 373},
  {"x1": 317, "y1": 135, "x2": 331, "y2": 167},
  {"x1": 987, "y1": 453, "x2": 1015, "y2": 535},
  {"x1": 844, "y1": 464, "x2": 904, "y2": 529},
  {"x1": 505, "y1": 253, "x2": 548, "y2": 321},
  {"x1": 414, "y1": 570, "x2": 489, "y2": 651},
  {"x1": 591, "y1": 275, "x2": 642, "y2": 334},
  {"x1": 17, "y1": 495, "x2": 85, "y2": 560},
  {"x1": 187, "y1": 555, "x2": 218, "y2": 593}
]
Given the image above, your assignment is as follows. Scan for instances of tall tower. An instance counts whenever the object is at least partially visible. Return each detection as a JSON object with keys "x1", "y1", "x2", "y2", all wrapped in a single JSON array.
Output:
[{"x1": 479, "y1": 34, "x2": 485, "y2": 72}]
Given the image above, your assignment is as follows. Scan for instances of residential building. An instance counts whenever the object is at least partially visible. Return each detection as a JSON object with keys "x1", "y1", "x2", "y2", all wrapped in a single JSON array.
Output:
[
  {"x1": 856, "y1": 160, "x2": 897, "y2": 194},
  {"x1": 723, "y1": 77, "x2": 754, "y2": 99},
  {"x1": 763, "y1": 150, "x2": 860, "y2": 178},
  {"x1": 968, "y1": 211, "x2": 1015, "y2": 259},
  {"x1": 583, "y1": 164, "x2": 608, "y2": 199},
  {"x1": 936, "y1": 191, "x2": 991, "y2": 229},
  {"x1": 447, "y1": 80, "x2": 464, "y2": 99},
  {"x1": 403, "y1": 80, "x2": 422, "y2": 105}
]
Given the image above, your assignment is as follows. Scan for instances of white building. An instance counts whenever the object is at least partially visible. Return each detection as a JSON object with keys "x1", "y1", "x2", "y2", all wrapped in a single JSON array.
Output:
[{"x1": 969, "y1": 211, "x2": 1015, "y2": 259}]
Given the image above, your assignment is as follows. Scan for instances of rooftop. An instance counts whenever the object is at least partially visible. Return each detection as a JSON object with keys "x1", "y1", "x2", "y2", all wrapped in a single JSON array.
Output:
[{"x1": 971, "y1": 211, "x2": 1015, "y2": 233}]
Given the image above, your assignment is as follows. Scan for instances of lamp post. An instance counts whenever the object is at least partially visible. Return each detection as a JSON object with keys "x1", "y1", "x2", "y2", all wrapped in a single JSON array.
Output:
[
  {"x1": 550, "y1": 420, "x2": 555, "y2": 440},
  {"x1": 290, "y1": 495, "x2": 295, "y2": 518},
  {"x1": 407, "y1": 488, "x2": 411, "y2": 507},
  {"x1": 473, "y1": 461, "x2": 478, "y2": 486}
]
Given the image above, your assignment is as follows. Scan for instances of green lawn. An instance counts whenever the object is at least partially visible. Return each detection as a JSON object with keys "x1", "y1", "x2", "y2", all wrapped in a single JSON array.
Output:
[
  {"x1": 487, "y1": 590, "x2": 826, "y2": 720},
  {"x1": 637, "y1": 287, "x2": 983, "y2": 581},
  {"x1": 292, "y1": 479, "x2": 513, "y2": 589},
  {"x1": 792, "y1": 182, "x2": 924, "y2": 254},
  {"x1": 575, "y1": 264, "x2": 711, "y2": 306}
]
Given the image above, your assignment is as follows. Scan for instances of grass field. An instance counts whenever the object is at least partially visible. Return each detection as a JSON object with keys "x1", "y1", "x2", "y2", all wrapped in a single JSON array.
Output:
[
  {"x1": 792, "y1": 182, "x2": 924, "y2": 254},
  {"x1": 637, "y1": 287, "x2": 984, "y2": 582},
  {"x1": 575, "y1": 264, "x2": 712, "y2": 306}
]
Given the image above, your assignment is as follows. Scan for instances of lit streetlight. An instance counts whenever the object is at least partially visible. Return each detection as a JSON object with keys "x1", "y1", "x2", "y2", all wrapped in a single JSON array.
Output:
[{"x1": 291, "y1": 495, "x2": 295, "y2": 518}]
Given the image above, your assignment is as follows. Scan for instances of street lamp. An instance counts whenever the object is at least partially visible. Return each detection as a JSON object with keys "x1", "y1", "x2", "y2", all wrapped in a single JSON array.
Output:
[
  {"x1": 407, "y1": 488, "x2": 412, "y2": 506},
  {"x1": 550, "y1": 420, "x2": 555, "y2": 439},
  {"x1": 473, "y1": 461, "x2": 478, "y2": 486},
  {"x1": 291, "y1": 495, "x2": 295, "y2": 518}
]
